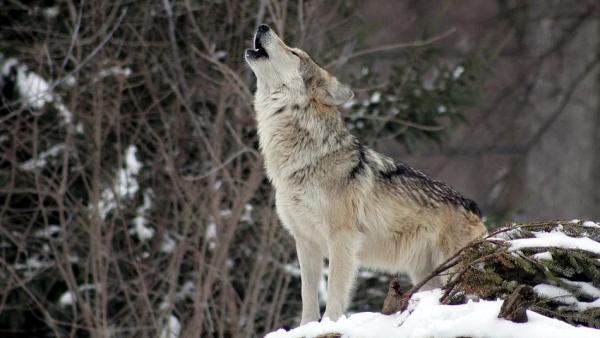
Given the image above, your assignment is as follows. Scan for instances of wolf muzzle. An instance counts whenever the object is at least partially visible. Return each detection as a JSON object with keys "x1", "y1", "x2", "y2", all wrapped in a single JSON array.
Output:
[{"x1": 246, "y1": 24, "x2": 270, "y2": 60}]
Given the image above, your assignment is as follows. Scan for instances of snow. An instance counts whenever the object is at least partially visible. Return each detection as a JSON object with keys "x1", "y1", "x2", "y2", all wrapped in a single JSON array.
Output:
[
  {"x1": 59, "y1": 291, "x2": 75, "y2": 306},
  {"x1": 509, "y1": 231, "x2": 600, "y2": 254},
  {"x1": 283, "y1": 263, "x2": 300, "y2": 276},
  {"x1": 20, "y1": 144, "x2": 65, "y2": 171},
  {"x1": 13, "y1": 256, "x2": 54, "y2": 278},
  {"x1": 452, "y1": 66, "x2": 465, "y2": 79},
  {"x1": 17, "y1": 67, "x2": 53, "y2": 109},
  {"x1": 342, "y1": 99, "x2": 356, "y2": 109},
  {"x1": 532, "y1": 251, "x2": 552, "y2": 260},
  {"x1": 214, "y1": 50, "x2": 227, "y2": 60},
  {"x1": 205, "y1": 222, "x2": 216, "y2": 240},
  {"x1": 23, "y1": 257, "x2": 52, "y2": 269},
  {"x1": 241, "y1": 203, "x2": 254, "y2": 223},
  {"x1": 161, "y1": 233, "x2": 176, "y2": 253},
  {"x1": 58, "y1": 285, "x2": 98, "y2": 307},
  {"x1": 534, "y1": 284, "x2": 578, "y2": 305},
  {"x1": 160, "y1": 315, "x2": 181, "y2": 338},
  {"x1": 370, "y1": 91, "x2": 381, "y2": 103},
  {"x1": 133, "y1": 219, "x2": 154, "y2": 240},
  {"x1": 132, "y1": 190, "x2": 154, "y2": 240},
  {"x1": 11, "y1": 62, "x2": 75, "y2": 125},
  {"x1": 582, "y1": 221, "x2": 600, "y2": 228},
  {"x1": 96, "y1": 66, "x2": 132, "y2": 79},
  {"x1": 55, "y1": 102, "x2": 74, "y2": 124},
  {"x1": 534, "y1": 283, "x2": 600, "y2": 311},
  {"x1": 98, "y1": 145, "x2": 143, "y2": 219},
  {"x1": 63, "y1": 75, "x2": 76, "y2": 87},
  {"x1": 318, "y1": 274, "x2": 327, "y2": 306},
  {"x1": 2, "y1": 57, "x2": 18, "y2": 76},
  {"x1": 220, "y1": 208, "x2": 232, "y2": 218},
  {"x1": 358, "y1": 270, "x2": 376, "y2": 279},
  {"x1": 560, "y1": 279, "x2": 600, "y2": 298},
  {"x1": 575, "y1": 298, "x2": 600, "y2": 311},
  {"x1": 43, "y1": 6, "x2": 60, "y2": 18},
  {"x1": 125, "y1": 145, "x2": 142, "y2": 175},
  {"x1": 98, "y1": 190, "x2": 117, "y2": 220},
  {"x1": 34, "y1": 225, "x2": 61, "y2": 238},
  {"x1": 266, "y1": 289, "x2": 600, "y2": 338},
  {"x1": 176, "y1": 280, "x2": 195, "y2": 300},
  {"x1": 205, "y1": 221, "x2": 217, "y2": 250}
]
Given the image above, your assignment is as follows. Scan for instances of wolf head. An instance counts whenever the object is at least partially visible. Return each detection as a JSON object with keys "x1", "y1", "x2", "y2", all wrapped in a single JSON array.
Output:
[{"x1": 245, "y1": 24, "x2": 353, "y2": 107}]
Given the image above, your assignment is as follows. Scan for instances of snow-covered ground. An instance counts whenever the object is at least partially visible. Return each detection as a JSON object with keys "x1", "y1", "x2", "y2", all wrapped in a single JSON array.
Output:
[{"x1": 266, "y1": 289, "x2": 600, "y2": 338}]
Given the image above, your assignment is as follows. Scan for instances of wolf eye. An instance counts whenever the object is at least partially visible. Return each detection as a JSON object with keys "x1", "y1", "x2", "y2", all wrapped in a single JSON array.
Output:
[{"x1": 290, "y1": 50, "x2": 300, "y2": 58}]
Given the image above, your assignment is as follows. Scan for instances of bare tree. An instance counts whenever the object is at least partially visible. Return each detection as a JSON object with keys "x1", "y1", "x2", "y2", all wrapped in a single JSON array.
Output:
[{"x1": 0, "y1": 1, "x2": 375, "y2": 337}]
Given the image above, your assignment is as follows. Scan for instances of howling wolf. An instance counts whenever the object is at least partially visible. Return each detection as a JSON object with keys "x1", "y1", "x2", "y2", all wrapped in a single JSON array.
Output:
[{"x1": 245, "y1": 24, "x2": 486, "y2": 324}]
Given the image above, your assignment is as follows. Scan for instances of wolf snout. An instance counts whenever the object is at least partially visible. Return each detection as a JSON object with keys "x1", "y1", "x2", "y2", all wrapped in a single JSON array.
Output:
[
  {"x1": 246, "y1": 24, "x2": 271, "y2": 61},
  {"x1": 255, "y1": 24, "x2": 271, "y2": 49},
  {"x1": 257, "y1": 24, "x2": 270, "y2": 35}
]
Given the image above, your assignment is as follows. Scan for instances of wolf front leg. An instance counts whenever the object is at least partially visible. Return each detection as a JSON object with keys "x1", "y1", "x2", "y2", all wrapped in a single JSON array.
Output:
[
  {"x1": 296, "y1": 237, "x2": 324, "y2": 325},
  {"x1": 322, "y1": 231, "x2": 360, "y2": 321}
]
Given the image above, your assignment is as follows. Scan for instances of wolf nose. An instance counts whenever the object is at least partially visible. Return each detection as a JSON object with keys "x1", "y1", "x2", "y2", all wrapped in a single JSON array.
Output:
[{"x1": 257, "y1": 24, "x2": 270, "y2": 34}]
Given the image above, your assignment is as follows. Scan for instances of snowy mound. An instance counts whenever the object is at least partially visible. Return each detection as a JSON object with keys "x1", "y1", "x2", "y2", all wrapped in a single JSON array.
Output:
[{"x1": 266, "y1": 289, "x2": 600, "y2": 338}]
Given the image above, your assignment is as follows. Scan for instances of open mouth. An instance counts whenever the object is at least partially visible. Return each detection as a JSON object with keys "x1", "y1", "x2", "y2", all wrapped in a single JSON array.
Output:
[{"x1": 246, "y1": 25, "x2": 269, "y2": 60}]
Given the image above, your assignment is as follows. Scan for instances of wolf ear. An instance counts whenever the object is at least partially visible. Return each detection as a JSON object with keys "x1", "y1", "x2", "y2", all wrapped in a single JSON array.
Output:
[{"x1": 320, "y1": 77, "x2": 354, "y2": 106}]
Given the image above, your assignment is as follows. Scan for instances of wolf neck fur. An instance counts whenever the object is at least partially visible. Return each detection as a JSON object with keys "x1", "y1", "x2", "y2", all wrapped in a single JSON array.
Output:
[{"x1": 254, "y1": 86, "x2": 353, "y2": 186}]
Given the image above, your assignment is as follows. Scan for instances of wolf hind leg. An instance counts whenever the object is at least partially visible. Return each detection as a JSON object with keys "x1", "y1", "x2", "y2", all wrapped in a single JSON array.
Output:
[{"x1": 407, "y1": 245, "x2": 443, "y2": 291}]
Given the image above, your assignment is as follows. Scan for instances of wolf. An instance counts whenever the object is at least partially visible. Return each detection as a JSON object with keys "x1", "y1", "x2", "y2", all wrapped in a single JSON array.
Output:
[{"x1": 245, "y1": 24, "x2": 487, "y2": 324}]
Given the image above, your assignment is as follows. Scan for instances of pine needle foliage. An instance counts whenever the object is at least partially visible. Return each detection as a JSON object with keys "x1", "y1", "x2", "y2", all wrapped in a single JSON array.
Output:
[{"x1": 442, "y1": 220, "x2": 600, "y2": 328}]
